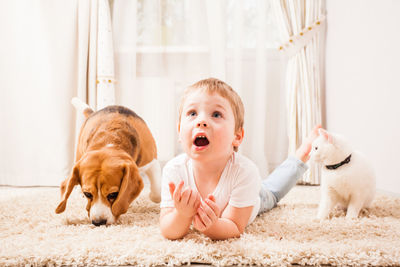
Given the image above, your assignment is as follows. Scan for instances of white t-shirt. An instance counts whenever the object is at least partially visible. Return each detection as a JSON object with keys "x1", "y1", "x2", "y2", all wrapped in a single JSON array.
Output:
[{"x1": 160, "y1": 152, "x2": 261, "y2": 225}]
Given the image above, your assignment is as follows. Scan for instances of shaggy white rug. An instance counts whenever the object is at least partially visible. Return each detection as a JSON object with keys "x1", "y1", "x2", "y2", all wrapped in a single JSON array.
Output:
[{"x1": 1, "y1": 185, "x2": 400, "y2": 266}]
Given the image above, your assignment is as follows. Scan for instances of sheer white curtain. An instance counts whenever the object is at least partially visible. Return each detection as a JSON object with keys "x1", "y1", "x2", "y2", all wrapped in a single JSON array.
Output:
[
  {"x1": 74, "y1": 0, "x2": 119, "y2": 179},
  {"x1": 112, "y1": 0, "x2": 288, "y2": 176},
  {"x1": 272, "y1": 0, "x2": 326, "y2": 184},
  {"x1": 0, "y1": 0, "x2": 116, "y2": 186},
  {"x1": 0, "y1": 0, "x2": 315, "y2": 186},
  {"x1": 0, "y1": 1, "x2": 78, "y2": 186},
  {"x1": 76, "y1": 0, "x2": 116, "y2": 131}
]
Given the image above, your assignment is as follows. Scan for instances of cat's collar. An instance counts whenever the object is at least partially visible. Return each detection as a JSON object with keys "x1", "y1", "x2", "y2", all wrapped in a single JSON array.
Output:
[{"x1": 325, "y1": 154, "x2": 352, "y2": 170}]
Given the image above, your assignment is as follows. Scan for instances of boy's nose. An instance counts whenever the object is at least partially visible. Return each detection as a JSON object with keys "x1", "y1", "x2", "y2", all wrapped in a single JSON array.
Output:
[{"x1": 196, "y1": 120, "x2": 207, "y2": 127}]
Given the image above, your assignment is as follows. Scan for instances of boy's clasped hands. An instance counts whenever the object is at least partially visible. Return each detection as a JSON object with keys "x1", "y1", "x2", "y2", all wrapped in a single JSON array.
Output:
[{"x1": 168, "y1": 181, "x2": 220, "y2": 232}]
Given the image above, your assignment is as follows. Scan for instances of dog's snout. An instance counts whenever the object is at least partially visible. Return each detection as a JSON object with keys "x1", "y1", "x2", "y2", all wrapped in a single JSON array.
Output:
[{"x1": 92, "y1": 219, "x2": 107, "y2": 226}]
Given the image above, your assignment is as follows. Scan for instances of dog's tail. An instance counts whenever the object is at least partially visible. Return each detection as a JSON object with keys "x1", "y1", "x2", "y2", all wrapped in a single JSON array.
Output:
[{"x1": 71, "y1": 97, "x2": 94, "y2": 118}]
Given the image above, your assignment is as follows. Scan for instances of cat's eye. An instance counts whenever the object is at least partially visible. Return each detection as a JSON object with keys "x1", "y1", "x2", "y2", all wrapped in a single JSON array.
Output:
[
  {"x1": 83, "y1": 192, "x2": 93, "y2": 200},
  {"x1": 107, "y1": 192, "x2": 119, "y2": 202}
]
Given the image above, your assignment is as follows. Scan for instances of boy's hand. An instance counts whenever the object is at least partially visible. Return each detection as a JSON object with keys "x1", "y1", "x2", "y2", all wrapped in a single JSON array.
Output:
[
  {"x1": 192, "y1": 195, "x2": 221, "y2": 232},
  {"x1": 295, "y1": 124, "x2": 322, "y2": 162},
  {"x1": 169, "y1": 181, "x2": 201, "y2": 218}
]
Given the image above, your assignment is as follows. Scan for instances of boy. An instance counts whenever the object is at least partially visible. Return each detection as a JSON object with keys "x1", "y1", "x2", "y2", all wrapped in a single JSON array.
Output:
[{"x1": 159, "y1": 78, "x2": 320, "y2": 240}]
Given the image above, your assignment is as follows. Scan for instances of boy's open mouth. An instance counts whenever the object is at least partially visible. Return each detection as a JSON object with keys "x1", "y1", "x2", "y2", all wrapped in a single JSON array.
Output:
[{"x1": 194, "y1": 135, "x2": 209, "y2": 147}]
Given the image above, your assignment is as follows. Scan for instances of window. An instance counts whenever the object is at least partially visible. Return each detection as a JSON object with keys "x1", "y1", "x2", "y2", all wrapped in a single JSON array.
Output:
[{"x1": 136, "y1": 0, "x2": 280, "y2": 52}]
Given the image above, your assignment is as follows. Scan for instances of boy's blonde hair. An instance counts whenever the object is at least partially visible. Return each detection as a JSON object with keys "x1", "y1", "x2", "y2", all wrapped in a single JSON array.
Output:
[{"x1": 178, "y1": 78, "x2": 244, "y2": 152}]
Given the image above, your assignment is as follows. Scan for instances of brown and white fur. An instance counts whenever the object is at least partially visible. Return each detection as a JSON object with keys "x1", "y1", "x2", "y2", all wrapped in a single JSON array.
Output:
[
  {"x1": 55, "y1": 98, "x2": 161, "y2": 226},
  {"x1": 311, "y1": 129, "x2": 376, "y2": 220}
]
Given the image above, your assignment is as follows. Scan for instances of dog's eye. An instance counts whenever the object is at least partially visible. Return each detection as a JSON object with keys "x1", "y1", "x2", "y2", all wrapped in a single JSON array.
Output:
[
  {"x1": 107, "y1": 192, "x2": 119, "y2": 201},
  {"x1": 83, "y1": 192, "x2": 93, "y2": 199}
]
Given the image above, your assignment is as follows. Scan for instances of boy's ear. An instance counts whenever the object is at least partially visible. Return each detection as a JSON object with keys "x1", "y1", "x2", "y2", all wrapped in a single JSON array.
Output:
[
  {"x1": 177, "y1": 121, "x2": 182, "y2": 142},
  {"x1": 232, "y1": 128, "x2": 244, "y2": 147}
]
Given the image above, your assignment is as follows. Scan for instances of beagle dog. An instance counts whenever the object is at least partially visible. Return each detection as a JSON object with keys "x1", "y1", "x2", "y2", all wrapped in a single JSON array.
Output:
[{"x1": 55, "y1": 98, "x2": 161, "y2": 226}]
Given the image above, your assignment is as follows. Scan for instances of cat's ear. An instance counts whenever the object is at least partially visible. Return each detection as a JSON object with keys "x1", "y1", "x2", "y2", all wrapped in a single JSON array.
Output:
[{"x1": 318, "y1": 128, "x2": 333, "y2": 144}]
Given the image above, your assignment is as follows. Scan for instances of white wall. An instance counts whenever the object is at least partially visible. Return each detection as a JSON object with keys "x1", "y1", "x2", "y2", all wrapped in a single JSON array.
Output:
[{"x1": 325, "y1": 0, "x2": 400, "y2": 194}]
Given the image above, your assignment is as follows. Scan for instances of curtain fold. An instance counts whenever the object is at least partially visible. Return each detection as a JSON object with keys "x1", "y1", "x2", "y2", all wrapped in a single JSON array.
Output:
[
  {"x1": 75, "y1": 0, "x2": 116, "y2": 152},
  {"x1": 272, "y1": 0, "x2": 325, "y2": 184},
  {"x1": 97, "y1": 0, "x2": 116, "y2": 109},
  {"x1": 77, "y1": 0, "x2": 116, "y2": 111}
]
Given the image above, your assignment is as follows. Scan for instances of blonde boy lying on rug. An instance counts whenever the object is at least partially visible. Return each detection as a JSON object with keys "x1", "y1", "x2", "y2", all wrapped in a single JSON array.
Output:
[{"x1": 159, "y1": 78, "x2": 321, "y2": 240}]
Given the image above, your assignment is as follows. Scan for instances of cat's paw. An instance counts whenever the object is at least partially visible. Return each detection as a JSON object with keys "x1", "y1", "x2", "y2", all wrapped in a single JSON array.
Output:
[
  {"x1": 317, "y1": 212, "x2": 329, "y2": 220},
  {"x1": 345, "y1": 212, "x2": 359, "y2": 220}
]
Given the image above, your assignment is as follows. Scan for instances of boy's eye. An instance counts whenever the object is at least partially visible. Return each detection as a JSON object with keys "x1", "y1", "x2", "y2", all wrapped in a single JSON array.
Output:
[
  {"x1": 212, "y1": 111, "x2": 222, "y2": 118},
  {"x1": 187, "y1": 110, "x2": 197, "y2": 117}
]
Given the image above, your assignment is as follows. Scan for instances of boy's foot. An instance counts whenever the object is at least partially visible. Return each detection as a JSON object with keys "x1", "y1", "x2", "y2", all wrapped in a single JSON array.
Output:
[{"x1": 295, "y1": 125, "x2": 322, "y2": 162}]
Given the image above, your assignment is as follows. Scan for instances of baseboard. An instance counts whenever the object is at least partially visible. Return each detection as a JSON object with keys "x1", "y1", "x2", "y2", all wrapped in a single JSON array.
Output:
[{"x1": 377, "y1": 189, "x2": 400, "y2": 197}]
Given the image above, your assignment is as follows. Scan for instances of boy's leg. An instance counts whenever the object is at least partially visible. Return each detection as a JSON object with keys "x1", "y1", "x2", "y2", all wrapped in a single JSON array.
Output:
[
  {"x1": 258, "y1": 125, "x2": 321, "y2": 215},
  {"x1": 259, "y1": 183, "x2": 278, "y2": 213},
  {"x1": 258, "y1": 156, "x2": 308, "y2": 214}
]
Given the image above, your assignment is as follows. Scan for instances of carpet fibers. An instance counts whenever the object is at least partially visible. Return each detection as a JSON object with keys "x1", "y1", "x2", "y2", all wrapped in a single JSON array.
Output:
[{"x1": 1, "y1": 185, "x2": 400, "y2": 266}]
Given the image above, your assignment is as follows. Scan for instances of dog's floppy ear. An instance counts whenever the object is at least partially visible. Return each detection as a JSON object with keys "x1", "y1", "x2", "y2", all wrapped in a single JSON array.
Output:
[
  {"x1": 112, "y1": 161, "x2": 144, "y2": 218},
  {"x1": 55, "y1": 164, "x2": 80, "y2": 214}
]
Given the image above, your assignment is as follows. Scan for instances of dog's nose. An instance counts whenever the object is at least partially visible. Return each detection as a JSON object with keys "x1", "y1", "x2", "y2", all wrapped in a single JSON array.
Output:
[{"x1": 92, "y1": 219, "x2": 107, "y2": 226}]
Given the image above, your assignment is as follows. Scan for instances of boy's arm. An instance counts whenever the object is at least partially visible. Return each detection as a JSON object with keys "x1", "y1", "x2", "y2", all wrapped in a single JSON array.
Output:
[
  {"x1": 193, "y1": 196, "x2": 253, "y2": 240},
  {"x1": 159, "y1": 207, "x2": 193, "y2": 240},
  {"x1": 203, "y1": 205, "x2": 253, "y2": 240},
  {"x1": 159, "y1": 181, "x2": 201, "y2": 240}
]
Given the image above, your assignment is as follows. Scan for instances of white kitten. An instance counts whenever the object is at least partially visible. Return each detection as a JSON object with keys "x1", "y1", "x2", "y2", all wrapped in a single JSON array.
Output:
[{"x1": 311, "y1": 129, "x2": 376, "y2": 219}]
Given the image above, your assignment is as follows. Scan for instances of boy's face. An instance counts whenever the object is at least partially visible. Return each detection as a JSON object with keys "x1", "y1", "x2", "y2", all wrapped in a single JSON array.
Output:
[{"x1": 178, "y1": 90, "x2": 243, "y2": 162}]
